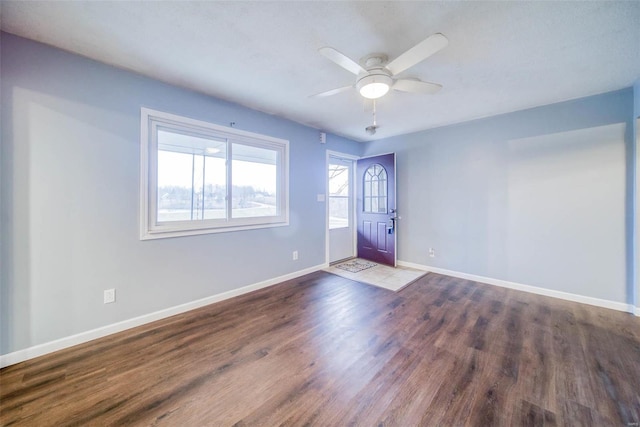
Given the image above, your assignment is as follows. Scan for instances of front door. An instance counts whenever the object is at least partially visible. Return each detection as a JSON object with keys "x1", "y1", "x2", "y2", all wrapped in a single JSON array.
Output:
[{"x1": 357, "y1": 153, "x2": 396, "y2": 266}]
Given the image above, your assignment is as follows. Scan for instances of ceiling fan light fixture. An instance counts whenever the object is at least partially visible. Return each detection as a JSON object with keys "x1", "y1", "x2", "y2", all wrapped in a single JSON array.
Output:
[
  {"x1": 357, "y1": 74, "x2": 393, "y2": 99},
  {"x1": 360, "y1": 82, "x2": 389, "y2": 99}
]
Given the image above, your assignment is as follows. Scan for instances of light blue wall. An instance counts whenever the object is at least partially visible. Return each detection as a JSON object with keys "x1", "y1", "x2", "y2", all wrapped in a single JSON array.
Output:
[
  {"x1": 2, "y1": 31, "x2": 637, "y2": 357},
  {"x1": 364, "y1": 89, "x2": 634, "y2": 305},
  {"x1": 0, "y1": 33, "x2": 362, "y2": 355}
]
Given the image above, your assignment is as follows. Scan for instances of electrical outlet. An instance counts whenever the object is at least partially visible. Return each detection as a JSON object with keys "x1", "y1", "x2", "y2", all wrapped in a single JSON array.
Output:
[
  {"x1": 292, "y1": 250, "x2": 299, "y2": 260},
  {"x1": 104, "y1": 289, "x2": 116, "y2": 304},
  {"x1": 429, "y1": 248, "x2": 436, "y2": 258}
]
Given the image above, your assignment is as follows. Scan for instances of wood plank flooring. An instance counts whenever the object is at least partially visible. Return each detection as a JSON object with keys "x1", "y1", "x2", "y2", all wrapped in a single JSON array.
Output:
[{"x1": 1, "y1": 271, "x2": 639, "y2": 426}]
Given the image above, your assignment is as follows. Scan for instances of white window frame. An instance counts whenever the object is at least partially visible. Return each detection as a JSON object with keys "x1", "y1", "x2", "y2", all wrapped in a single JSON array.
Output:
[{"x1": 140, "y1": 108, "x2": 289, "y2": 240}]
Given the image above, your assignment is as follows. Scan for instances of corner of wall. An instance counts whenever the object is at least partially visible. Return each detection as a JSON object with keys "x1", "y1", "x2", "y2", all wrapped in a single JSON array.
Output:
[{"x1": 634, "y1": 80, "x2": 640, "y2": 311}]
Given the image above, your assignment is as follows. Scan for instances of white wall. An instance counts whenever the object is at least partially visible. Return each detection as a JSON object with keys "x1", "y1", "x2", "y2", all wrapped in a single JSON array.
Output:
[
  {"x1": 364, "y1": 90, "x2": 635, "y2": 306},
  {"x1": 0, "y1": 33, "x2": 362, "y2": 356}
]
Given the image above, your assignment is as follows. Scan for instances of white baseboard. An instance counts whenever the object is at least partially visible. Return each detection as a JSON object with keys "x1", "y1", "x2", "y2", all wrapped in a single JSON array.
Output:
[
  {"x1": 0, "y1": 263, "x2": 325, "y2": 368},
  {"x1": 397, "y1": 260, "x2": 636, "y2": 315}
]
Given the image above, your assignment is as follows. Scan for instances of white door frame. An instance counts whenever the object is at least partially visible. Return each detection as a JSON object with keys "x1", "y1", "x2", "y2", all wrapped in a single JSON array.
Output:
[{"x1": 326, "y1": 150, "x2": 359, "y2": 265}]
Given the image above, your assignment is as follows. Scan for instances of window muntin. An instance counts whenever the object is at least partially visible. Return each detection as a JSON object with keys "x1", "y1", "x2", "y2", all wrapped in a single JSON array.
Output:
[
  {"x1": 141, "y1": 108, "x2": 288, "y2": 239},
  {"x1": 363, "y1": 163, "x2": 387, "y2": 213},
  {"x1": 328, "y1": 162, "x2": 350, "y2": 229}
]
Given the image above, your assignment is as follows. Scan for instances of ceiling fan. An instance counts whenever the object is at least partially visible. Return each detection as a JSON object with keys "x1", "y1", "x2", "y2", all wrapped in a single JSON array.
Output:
[{"x1": 312, "y1": 33, "x2": 448, "y2": 100}]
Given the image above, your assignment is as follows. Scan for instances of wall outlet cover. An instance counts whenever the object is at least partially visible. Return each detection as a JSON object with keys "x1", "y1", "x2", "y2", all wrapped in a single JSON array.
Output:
[{"x1": 104, "y1": 289, "x2": 116, "y2": 304}]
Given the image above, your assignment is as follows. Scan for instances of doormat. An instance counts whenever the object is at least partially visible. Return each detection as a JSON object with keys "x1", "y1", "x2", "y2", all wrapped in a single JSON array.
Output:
[{"x1": 334, "y1": 259, "x2": 377, "y2": 273}]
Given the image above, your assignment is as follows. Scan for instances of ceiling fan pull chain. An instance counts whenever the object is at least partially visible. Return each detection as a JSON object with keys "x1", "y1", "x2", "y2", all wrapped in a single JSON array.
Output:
[
  {"x1": 373, "y1": 99, "x2": 377, "y2": 126},
  {"x1": 365, "y1": 99, "x2": 379, "y2": 135}
]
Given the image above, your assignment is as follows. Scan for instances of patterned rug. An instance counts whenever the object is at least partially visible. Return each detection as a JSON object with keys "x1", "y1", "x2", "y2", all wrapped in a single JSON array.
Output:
[{"x1": 334, "y1": 259, "x2": 377, "y2": 273}]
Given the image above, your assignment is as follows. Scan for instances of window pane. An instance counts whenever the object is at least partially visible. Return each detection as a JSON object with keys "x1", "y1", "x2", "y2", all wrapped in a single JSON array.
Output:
[
  {"x1": 157, "y1": 150, "x2": 195, "y2": 222},
  {"x1": 203, "y1": 155, "x2": 226, "y2": 220},
  {"x1": 232, "y1": 143, "x2": 278, "y2": 218},
  {"x1": 329, "y1": 164, "x2": 349, "y2": 196},
  {"x1": 371, "y1": 197, "x2": 378, "y2": 213},
  {"x1": 329, "y1": 196, "x2": 349, "y2": 229},
  {"x1": 192, "y1": 154, "x2": 204, "y2": 219},
  {"x1": 377, "y1": 196, "x2": 387, "y2": 213},
  {"x1": 378, "y1": 178, "x2": 387, "y2": 196},
  {"x1": 157, "y1": 130, "x2": 227, "y2": 223}
]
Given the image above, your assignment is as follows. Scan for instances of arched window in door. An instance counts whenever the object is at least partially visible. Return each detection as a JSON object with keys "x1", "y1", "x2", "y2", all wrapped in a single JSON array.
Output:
[{"x1": 363, "y1": 163, "x2": 387, "y2": 213}]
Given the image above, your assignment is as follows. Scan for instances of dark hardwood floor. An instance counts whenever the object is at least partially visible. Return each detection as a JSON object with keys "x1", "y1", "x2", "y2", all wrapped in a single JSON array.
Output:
[{"x1": 1, "y1": 271, "x2": 639, "y2": 426}]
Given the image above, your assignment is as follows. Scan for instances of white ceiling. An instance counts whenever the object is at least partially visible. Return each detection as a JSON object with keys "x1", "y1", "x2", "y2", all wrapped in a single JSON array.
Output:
[{"x1": 2, "y1": 1, "x2": 639, "y2": 142}]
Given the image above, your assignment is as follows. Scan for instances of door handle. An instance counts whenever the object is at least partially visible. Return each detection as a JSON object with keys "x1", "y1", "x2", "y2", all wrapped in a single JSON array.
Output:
[{"x1": 388, "y1": 215, "x2": 398, "y2": 234}]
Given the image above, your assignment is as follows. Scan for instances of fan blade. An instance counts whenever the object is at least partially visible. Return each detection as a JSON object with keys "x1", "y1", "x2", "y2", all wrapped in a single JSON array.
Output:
[
  {"x1": 319, "y1": 47, "x2": 366, "y2": 75},
  {"x1": 309, "y1": 85, "x2": 353, "y2": 98},
  {"x1": 393, "y1": 79, "x2": 442, "y2": 94},
  {"x1": 386, "y1": 33, "x2": 448, "y2": 76}
]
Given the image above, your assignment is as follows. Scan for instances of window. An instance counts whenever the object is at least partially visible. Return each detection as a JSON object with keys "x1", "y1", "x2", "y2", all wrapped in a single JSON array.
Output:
[
  {"x1": 363, "y1": 163, "x2": 387, "y2": 213},
  {"x1": 328, "y1": 160, "x2": 351, "y2": 229},
  {"x1": 140, "y1": 108, "x2": 288, "y2": 239}
]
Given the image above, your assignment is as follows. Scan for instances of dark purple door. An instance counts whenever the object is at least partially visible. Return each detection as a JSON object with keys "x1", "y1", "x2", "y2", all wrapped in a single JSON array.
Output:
[{"x1": 357, "y1": 153, "x2": 396, "y2": 266}]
